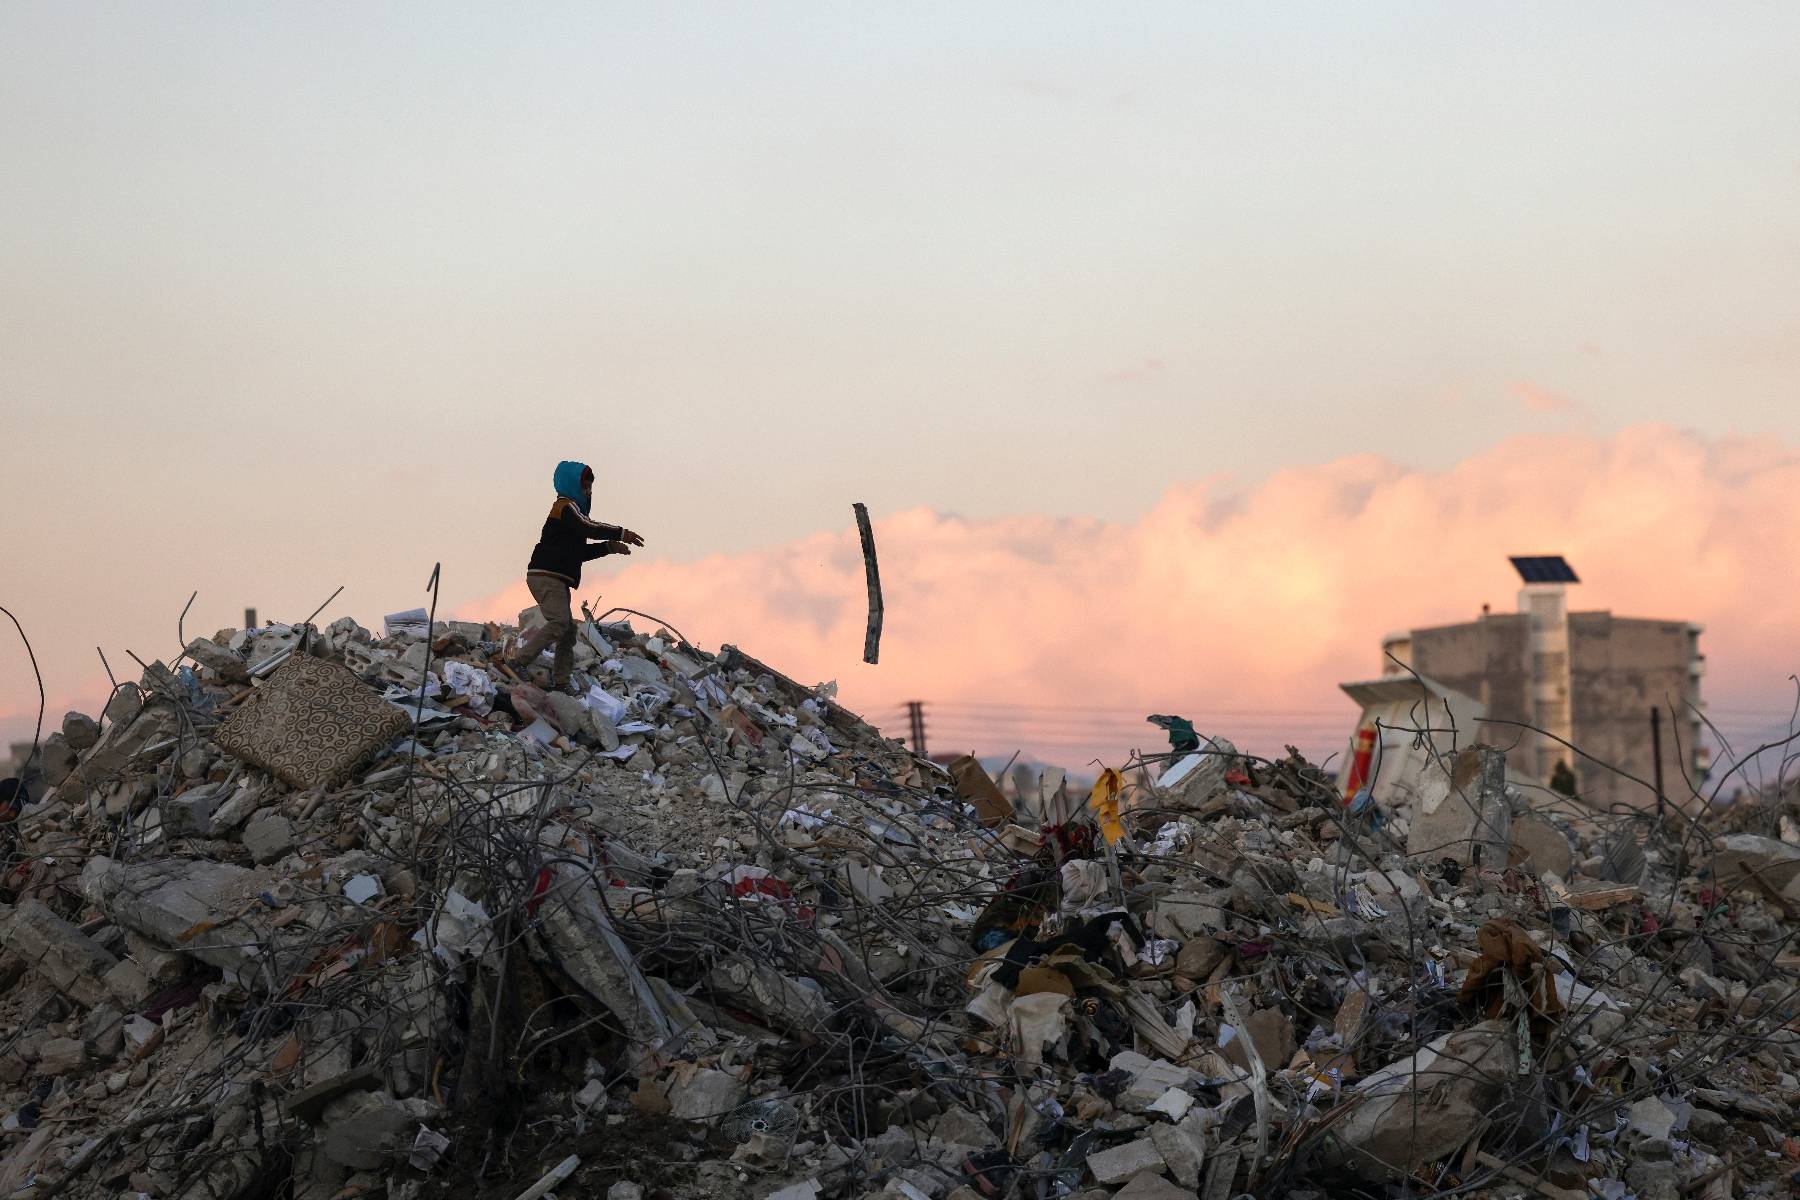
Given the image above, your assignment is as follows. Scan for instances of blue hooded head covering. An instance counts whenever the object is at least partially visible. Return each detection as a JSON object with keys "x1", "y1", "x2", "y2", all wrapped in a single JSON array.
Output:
[{"x1": 552, "y1": 460, "x2": 592, "y2": 515}]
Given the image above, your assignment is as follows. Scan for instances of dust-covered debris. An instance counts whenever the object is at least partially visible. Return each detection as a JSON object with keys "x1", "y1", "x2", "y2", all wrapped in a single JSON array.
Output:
[{"x1": 0, "y1": 600, "x2": 1797, "y2": 1200}]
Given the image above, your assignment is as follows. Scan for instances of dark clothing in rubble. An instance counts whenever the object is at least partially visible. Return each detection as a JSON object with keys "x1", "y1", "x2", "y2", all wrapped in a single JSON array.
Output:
[{"x1": 526, "y1": 497, "x2": 629, "y2": 590}]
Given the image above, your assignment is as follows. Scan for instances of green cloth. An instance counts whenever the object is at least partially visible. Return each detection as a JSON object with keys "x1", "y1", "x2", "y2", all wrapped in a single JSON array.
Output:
[{"x1": 1146, "y1": 714, "x2": 1199, "y2": 754}]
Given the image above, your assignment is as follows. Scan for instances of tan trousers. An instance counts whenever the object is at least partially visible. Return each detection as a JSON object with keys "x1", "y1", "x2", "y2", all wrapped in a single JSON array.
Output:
[{"x1": 517, "y1": 575, "x2": 577, "y2": 687}]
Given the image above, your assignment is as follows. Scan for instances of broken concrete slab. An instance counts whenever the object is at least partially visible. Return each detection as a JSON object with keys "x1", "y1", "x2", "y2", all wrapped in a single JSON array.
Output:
[
  {"x1": 707, "y1": 956, "x2": 833, "y2": 1034},
  {"x1": 925, "y1": 1106, "x2": 995, "y2": 1149},
  {"x1": 1406, "y1": 745, "x2": 1510, "y2": 868},
  {"x1": 1112, "y1": 1172, "x2": 1192, "y2": 1200},
  {"x1": 3, "y1": 899, "x2": 119, "y2": 1007},
  {"x1": 1509, "y1": 811, "x2": 1574, "y2": 877},
  {"x1": 243, "y1": 812, "x2": 296, "y2": 864},
  {"x1": 1625, "y1": 1095, "x2": 1683, "y2": 1142},
  {"x1": 121, "y1": 1014, "x2": 161, "y2": 1056},
  {"x1": 1155, "y1": 738, "x2": 1240, "y2": 811},
  {"x1": 285, "y1": 1067, "x2": 386, "y2": 1125},
  {"x1": 1085, "y1": 1136, "x2": 1166, "y2": 1186},
  {"x1": 1710, "y1": 834, "x2": 1800, "y2": 899},
  {"x1": 183, "y1": 637, "x2": 250, "y2": 683},
  {"x1": 764, "y1": 1182, "x2": 822, "y2": 1200},
  {"x1": 81, "y1": 855, "x2": 309, "y2": 992},
  {"x1": 535, "y1": 863, "x2": 679, "y2": 1063},
  {"x1": 210, "y1": 781, "x2": 268, "y2": 831},
  {"x1": 1174, "y1": 935, "x2": 1228, "y2": 980},
  {"x1": 103, "y1": 682, "x2": 143, "y2": 727},
  {"x1": 666, "y1": 1066, "x2": 746, "y2": 1120},
  {"x1": 1148, "y1": 1111, "x2": 1207, "y2": 1189},
  {"x1": 545, "y1": 691, "x2": 589, "y2": 739},
  {"x1": 37, "y1": 1037, "x2": 87, "y2": 1076},
  {"x1": 67, "y1": 700, "x2": 183, "y2": 795},
  {"x1": 161, "y1": 788, "x2": 215, "y2": 838},
  {"x1": 36, "y1": 732, "x2": 78, "y2": 785},
  {"x1": 1156, "y1": 893, "x2": 1227, "y2": 941},
  {"x1": 1225, "y1": 1006, "x2": 1293, "y2": 1071},
  {"x1": 1199, "y1": 1145, "x2": 1241, "y2": 1200},
  {"x1": 1110, "y1": 1050, "x2": 1196, "y2": 1112},
  {"x1": 82, "y1": 1003, "x2": 123, "y2": 1053},
  {"x1": 102, "y1": 957, "x2": 153, "y2": 1005},
  {"x1": 318, "y1": 1089, "x2": 416, "y2": 1169},
  {"x1": 61, "y1": 711, "x2": 101, "y2": 752}
]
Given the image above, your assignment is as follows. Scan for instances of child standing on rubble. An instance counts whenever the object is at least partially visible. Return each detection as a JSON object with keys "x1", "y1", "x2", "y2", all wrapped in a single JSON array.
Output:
[{"x1": 508, "y1": 460, "x2": 643, "y2": 692}]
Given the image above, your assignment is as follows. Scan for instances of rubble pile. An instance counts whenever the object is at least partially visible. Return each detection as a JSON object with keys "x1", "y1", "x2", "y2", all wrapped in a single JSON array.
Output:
[{"x1": 3, "y1": 605, "x2": 1799, "y2": 1200}]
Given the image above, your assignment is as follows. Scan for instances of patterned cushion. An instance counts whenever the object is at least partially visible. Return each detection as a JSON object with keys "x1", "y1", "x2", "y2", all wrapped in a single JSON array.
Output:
[{"x1": 215, "y1": 654, "x2": 411, "y2": 789}]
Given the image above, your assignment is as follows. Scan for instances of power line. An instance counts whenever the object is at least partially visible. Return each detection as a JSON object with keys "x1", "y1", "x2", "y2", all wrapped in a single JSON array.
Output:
[{"x1": 924, "y1": 699, "x2": 1347, "y2": 716}]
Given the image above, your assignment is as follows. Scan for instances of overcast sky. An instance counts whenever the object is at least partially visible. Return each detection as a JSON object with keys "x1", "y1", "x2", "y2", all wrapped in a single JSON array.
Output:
[{"x1": 5, "y1": 4, "x2": 1799, "y2": 768}]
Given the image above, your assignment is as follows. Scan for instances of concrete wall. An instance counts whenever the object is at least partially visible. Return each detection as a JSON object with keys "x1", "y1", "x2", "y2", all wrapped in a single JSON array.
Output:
[
  {"x1": 1407, "y1": 614, "x2": 1533, "y2": 746},
  {"x1": 1568, "y1": 614, "x2": 1702, "y2": 812}
]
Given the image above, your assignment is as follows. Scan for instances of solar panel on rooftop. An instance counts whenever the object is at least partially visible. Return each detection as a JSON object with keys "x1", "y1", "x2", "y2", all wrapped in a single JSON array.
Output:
[{"x1": 1509, "y1": 555, "x2": 1579, "y2": 583}]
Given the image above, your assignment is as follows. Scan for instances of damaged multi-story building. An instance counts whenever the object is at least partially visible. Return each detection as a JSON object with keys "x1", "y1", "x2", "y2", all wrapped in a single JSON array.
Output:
[{"x1": 1345, "y1": 555, "x2": 1706, "y2": 811}]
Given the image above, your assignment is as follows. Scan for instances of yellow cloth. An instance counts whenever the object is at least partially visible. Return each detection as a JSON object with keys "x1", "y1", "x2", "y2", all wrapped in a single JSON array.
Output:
[{"x1": 1088, "y1": 768, "x2": 1124, "y2": 845}]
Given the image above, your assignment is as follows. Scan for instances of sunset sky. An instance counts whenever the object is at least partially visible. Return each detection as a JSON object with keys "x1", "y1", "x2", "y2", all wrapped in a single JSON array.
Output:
[{"x1": 5, "y1": 5, "x2": 1799, "y2": 782}]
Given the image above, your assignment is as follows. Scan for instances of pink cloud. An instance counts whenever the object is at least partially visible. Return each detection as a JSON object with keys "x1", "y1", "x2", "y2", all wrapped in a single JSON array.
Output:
[
  {"x1": 1510, "y1": 380, "x2": 1577, "y2": 413},
  {"x1": 14, "y1": 426, "x2": 1795, "y2": 783},
  {"x1": 457, "y1": 425, "x2": 1800, "y2": 774}
]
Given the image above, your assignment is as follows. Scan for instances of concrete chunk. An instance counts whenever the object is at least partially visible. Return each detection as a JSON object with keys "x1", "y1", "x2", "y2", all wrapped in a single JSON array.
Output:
[
  {"x1": 1710, "y1": 834, "x2": 1800, "y2": 898},
  {"x1": 243, "y1": 813, "x2": 295, "y2": 864},
  {"x1": 1110, "y1": 1050, "x2": 1196, "y2": 1112},
  {"x1": 285, "y1": 1066, "x2": 385, "y2": 1125},
  {"x1": 183, "y1": 637, "x2": 249, "y2": 683},
  {"x1": 1509, "y1": 812, "x2": 1573, "y2": 877},
  {"x1": 37, "y1": 1037, "x2": 87, "y2": 1076},
  {"x1": 66, "y1": 701, "x2": 181, "y2": 798},
  {"x1": 1113, "y1": 1173, "x2": 1192, "y2": 1200},
  {"x1": 707, "y1": 956, "x2": 833, "y2": 1033},
  {"x1": 1086, "y1": 1137, "x2": 1166, "y2": 1186},
  {"x1": 1148, "y1": 1111, "x2": 1207, "y2": 1189},
  {"x1": 38, "y1": 733, "x2": 78, "y2": 785},
  {"x1": 103, "y1": 957, "x2": 153, "y2": 1005},
  {"x1": 1407, "y1": 745, "x2": 1510, "y2": 867},
  {"x1": 535, "y1": 863, "x2": 678, "y2": 1061},
  {"x1": 161, "y1": 789, "x2": 215, "y2": 838},
  {"x1": 210, "y1": 783, "x2": 267, "y2": 832},
  {"x1": 1155, "y1": 739, "x2": 1238, "y2": 810},
  {"x1": 104, "y1": 683, "x2": 143, "y2": 726},
  {"x1": 3, "y1": 899, "x2": 119, "y2": 1006},
  {"x1": 764, "y1": 1183, "x2": 821, "y2": 1200},
  {"x1": 61, "y1": 711, "x2": 101, "y2": 752},
  {"x1": 666, "y1": 1066, "x2": 746, "y2": 1120},
  {"x1": 81, "y1": 855, "x2": 308, "y2": 992},
  {"x1": 319, "y1": 1090, "x2": 413, "y2": 1168}
]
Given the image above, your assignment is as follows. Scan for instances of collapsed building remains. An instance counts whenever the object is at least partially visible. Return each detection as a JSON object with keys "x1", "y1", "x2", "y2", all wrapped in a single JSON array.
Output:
[{"x1": 2, "y1": 601, "x2": 1798, "y2": 1200}]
